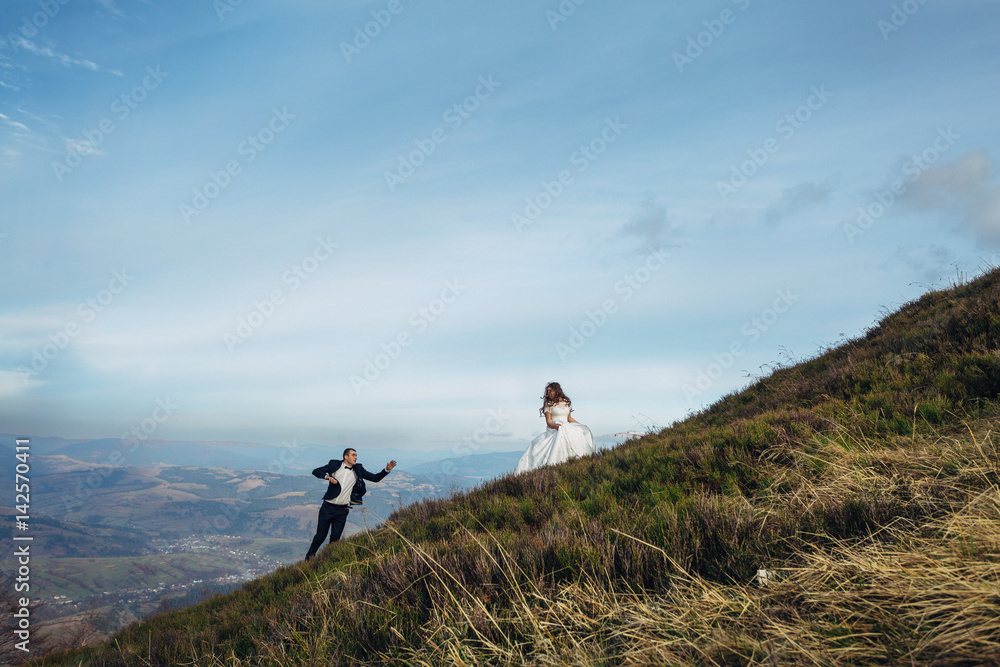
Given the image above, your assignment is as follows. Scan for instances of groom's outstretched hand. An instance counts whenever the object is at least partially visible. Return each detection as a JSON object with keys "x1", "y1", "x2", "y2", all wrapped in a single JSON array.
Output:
[{"x1": 385, "y1": 460, "x2": 397, "y2": 471}]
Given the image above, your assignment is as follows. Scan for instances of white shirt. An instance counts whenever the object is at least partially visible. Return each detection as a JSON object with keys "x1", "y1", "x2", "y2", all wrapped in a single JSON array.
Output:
[{"x1": 325, "y1": 464, "x2": 357, "y2": 505}]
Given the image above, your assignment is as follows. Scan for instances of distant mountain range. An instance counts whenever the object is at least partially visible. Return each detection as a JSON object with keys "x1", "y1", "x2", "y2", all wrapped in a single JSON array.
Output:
[{"x1": 0, "y1": 433, "x2": 531, "y2": 478}]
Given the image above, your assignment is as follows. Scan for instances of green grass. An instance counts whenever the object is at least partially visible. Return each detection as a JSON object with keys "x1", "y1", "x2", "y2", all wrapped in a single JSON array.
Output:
[{"x1": 25, "y1": 267, "x2": 1000, "y2": 666}]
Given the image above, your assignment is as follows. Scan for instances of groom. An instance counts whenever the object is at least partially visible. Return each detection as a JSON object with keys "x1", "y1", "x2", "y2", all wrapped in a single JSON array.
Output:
[{"x1": 304, "y1": 447, "x2": 397, "y2": 561}]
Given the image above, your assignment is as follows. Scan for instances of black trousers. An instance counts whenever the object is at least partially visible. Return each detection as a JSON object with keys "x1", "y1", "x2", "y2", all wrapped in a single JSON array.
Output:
[{"x1": 305, "y1": 502, "x2": 350, "y2": 560}]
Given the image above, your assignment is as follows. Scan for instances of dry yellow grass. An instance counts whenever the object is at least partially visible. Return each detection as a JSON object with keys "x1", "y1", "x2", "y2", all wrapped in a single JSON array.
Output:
[{"x1": 388, "y1": 425, "x2": 1000, "y2": 666}]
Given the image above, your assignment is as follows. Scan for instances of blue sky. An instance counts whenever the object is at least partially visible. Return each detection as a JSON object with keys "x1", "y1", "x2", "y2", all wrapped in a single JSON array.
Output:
[{"x1": 2, "y1": 0, "x2": 999, "y2": 455}]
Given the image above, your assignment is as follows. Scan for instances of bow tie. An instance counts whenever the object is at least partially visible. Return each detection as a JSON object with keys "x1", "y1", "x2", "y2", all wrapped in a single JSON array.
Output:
[{"x1": 343, "y1": 465, "x2": 353, "y2": 469}]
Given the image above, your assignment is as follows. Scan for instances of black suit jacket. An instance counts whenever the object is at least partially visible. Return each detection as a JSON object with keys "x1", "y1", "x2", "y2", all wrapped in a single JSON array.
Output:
[{"x1": 312, "y1": 461, "x2": 389, "y2": 503}]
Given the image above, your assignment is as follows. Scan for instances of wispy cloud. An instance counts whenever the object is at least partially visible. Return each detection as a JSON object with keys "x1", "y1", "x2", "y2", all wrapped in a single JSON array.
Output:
[
  {"x1": 8, "y1": 36, "x2": 121, "y2": 76},
  {"x1": 0, "y1": 112, "x2": 31, "y2": 136},
  {"x1": 0, "y1": 50, "x2": 21, "y2": 91},
  {"x1": 63, "y1": 137, "x2": 104, "y2": 156},
  {"x1": 0, "y1": 111, "x2": 42, "y2": 158},
  {"x1": 618, "y1": 196, "x2": 678, "y2": 250},
  {"x1": 94, "y1": 0, "x2": 126, "y2": 18},
  {"x1": 904, "y1": 150, "x2": 1000, "y2": 247},
  {"x1": 0, "y1": 305, "x2": 84, "y2": 353},
  {"x1": 762, "y1": 181, "x2": 832, "y2": 226},
  {"x1": 0, "y1": 147, "x2": 18, "y2": 168},
  {"x1": 0, "y1": 110, "x2": 58, "y2": 155},
  {"x1": 9, "y1": 36, "x2": 98, "y2": 71}
]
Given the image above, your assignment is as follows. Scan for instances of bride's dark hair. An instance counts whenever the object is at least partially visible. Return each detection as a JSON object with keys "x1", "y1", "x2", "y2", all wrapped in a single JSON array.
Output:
[{"x1": 539, "y1": 381, "x2": 571, "y2": 417}]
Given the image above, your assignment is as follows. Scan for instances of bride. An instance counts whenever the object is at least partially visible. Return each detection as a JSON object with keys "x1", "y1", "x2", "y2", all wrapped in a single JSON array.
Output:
[{"x1": 514, "y1": 382, "x2": 596, "y2": 474}]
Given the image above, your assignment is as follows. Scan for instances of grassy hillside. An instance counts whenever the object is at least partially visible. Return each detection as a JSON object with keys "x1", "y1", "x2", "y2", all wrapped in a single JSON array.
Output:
[{"x1": 29, "y1": 269, "x2": 1000, "y2": 666}]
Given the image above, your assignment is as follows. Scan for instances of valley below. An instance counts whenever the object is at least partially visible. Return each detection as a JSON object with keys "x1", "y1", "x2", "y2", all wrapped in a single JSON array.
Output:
[{"x1": 1, "y1": 437, "x2": 521, "y2": 653}]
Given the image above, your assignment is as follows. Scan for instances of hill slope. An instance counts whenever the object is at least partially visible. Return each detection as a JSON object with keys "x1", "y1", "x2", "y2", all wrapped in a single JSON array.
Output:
[{"x1": 30, "y1": 270, "x2": 1000, "y2": 666}]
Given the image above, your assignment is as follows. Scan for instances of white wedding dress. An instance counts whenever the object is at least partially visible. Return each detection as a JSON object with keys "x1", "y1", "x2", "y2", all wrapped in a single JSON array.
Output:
[{"x1": 514, "y1": 402, "x2": 596, "y2": 473}]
